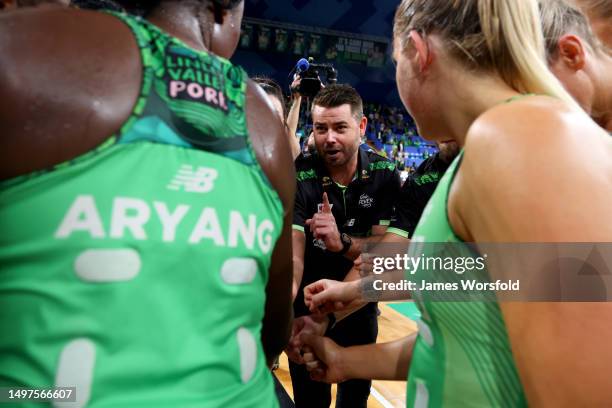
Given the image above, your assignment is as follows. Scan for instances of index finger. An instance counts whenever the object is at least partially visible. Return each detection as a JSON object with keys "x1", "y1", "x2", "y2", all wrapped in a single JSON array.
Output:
[{"x1": 322, "y1": 192, "x2": 332, "y2": 213}]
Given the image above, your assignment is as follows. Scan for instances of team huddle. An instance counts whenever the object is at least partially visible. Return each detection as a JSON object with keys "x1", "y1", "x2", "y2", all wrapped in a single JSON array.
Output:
[{"x1": 0, "y1": 0, "x2": 611, "y2": 407}]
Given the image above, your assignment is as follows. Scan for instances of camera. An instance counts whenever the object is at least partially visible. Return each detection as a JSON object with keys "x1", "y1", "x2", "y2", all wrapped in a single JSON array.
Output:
[{"x1": 294, "y1": 57, "x2": 338, "y2": 98}]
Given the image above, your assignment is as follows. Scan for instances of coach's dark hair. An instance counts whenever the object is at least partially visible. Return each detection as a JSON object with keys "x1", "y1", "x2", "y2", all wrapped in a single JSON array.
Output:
[
  {"x1": 312, "y1": 84, "x2": 364, "y2": 120},
  {"x1": 253, "y1": 76, "x2": 287, "y2": 119}
]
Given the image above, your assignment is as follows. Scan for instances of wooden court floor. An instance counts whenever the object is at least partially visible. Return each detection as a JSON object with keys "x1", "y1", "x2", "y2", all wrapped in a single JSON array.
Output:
[{"x1": 276, "y1": 303, "x2": 419, "y2": 408}]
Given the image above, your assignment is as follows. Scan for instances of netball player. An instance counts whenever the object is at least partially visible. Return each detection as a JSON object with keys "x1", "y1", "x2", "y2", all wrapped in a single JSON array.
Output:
[
  {"x1": 542, "y1": 0, "x2": 612, "y2": 130},
  {"x1": 0, "y1": 1, "x2": 294, "y2": 406}
]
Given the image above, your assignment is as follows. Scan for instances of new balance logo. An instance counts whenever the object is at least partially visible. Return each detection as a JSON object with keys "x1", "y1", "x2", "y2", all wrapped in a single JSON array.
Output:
[{"x1": 167, "y1": 165, "x2": 218, "y2": 193}]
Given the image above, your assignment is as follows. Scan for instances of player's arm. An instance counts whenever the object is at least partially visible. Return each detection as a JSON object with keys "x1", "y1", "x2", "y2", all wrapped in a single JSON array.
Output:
[
  {"x1": 340, "y1": 225, "x2": 388, "y2": 260},
  {"x1": 292, "y1": 230, "x2": 306, "y2": 300},
  {"x1": 304, "y1": 265, "x2": 411, "y2": 318},
  {"x1": 327, "y1": 230, "x2": 411, "y2": 322},
  {"x1": 247, "y1": 80, "x2": 295, "y2": 365},
  {"x1": 301, "y1": 332, "x2": 417, "y2": 382},
  {"x1": 291, "y1": 181, "x2": 311, "y2": 299},
  {"x1": 457, "y1": 100, "x2": 612, "y2": 406}
]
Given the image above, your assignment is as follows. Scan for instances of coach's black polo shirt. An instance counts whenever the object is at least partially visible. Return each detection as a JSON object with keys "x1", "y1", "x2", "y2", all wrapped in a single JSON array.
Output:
[
  {"x1": 388, "y1": 152, "x2": 452, "y2": 239},
  {"x1": 292, "y1": 149, "x2": 401, "y2": 317}
]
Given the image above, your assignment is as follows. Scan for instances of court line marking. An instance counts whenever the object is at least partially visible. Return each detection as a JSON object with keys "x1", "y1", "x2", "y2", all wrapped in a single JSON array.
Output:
[{"x1": 371, "y1": 385, "x2": 396, "y2": 408}]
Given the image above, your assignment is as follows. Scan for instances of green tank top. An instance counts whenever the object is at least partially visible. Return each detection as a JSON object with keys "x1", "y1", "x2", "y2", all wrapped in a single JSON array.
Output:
[
  {"x1": 0, "y1": 12, "x2": 281, "y2": 408},
  {"x1": 405, "y1": 153, "x2": 527, "y2": 407}
]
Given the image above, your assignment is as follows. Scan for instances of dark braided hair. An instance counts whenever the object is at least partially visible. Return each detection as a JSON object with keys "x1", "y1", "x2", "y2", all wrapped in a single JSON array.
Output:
[
  {"x1": 71, "y1": 0, "x2": 126, "y2": 12},
  {"x1": 114, "y1": 0, "x2": 242, "y2": 17}
]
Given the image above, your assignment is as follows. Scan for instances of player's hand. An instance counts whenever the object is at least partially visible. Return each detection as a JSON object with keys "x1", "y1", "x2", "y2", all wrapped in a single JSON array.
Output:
[
  {"x1": 304, "y1": 279, "x2": 361, "y2": 314},
  {"x1": 353, "y1": 254, "x2": 375, "y2": 277},
  {"x1": 285, "y1": 317, "x2": 306, "y2": 364},
  {"x1": 300, "y1": 332, "x2": 347, "y2": 383},
  {"x1": 305, "y1": 192, "x2": 343, "y2": 252},
  {"x1": 285, "y1": 315, "x2": 330, "y2": 364}
]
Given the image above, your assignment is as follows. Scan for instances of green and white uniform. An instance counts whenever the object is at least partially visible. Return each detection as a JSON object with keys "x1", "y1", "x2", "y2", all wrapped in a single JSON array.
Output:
[
  {"x1": 405, "y1": 153, "x2": 527, "y2": 407},
  {"x1": 0, "y1": 13, "x2": 281, "y2": 407}
]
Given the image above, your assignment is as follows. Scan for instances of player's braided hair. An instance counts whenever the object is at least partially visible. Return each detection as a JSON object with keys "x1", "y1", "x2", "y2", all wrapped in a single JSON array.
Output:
[{"x1": 117, "y1": 0, "x2": 242, "y2": 17}]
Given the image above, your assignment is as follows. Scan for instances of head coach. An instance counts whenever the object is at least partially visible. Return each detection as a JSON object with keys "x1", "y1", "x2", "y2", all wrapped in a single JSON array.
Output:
[{"x1": 287, "y1": 84, "x2": 401, "y2": 408}]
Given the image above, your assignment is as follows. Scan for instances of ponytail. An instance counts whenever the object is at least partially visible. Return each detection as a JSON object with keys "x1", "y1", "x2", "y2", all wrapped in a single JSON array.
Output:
[
  {"x1": 394, "y1": 0, "x2": 581, "y2": 109},
  {"x1": 479, "y1": 0, "x2": 579, "y2": 107}
]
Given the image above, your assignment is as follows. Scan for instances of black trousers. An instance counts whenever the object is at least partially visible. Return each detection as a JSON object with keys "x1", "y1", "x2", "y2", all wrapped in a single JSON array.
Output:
[{"x1": 289, "y1": 305, "x2": 378, "y2": 408}]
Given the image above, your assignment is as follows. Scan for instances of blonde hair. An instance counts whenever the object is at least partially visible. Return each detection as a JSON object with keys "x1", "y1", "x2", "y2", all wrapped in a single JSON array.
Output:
[
  {"x1": 394, "y1": 0, "x2": 579, "y2": 108},
  {"x1": 539, "y1": 0, "x2": 601, "y2": 59}
]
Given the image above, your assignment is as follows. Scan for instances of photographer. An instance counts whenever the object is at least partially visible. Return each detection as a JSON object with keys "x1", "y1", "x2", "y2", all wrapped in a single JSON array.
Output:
[{"x1": 287, "y1": 84, "x2": 401, "y2": 408}]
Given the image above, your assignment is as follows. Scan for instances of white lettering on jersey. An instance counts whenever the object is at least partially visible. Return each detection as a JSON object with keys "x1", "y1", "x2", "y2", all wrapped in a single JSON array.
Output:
[
  {"x1": 55, "y1": 195, "x2": 105, "y2": 239},
  {"x1": 110, "y1": 198, "x2": 151, "y2": 240},
  {"x1": 257, "y1": 220, "x2": 275, "y2": 254},
  {"x1": 228, "y1": 211, "x2": 256, "y2": 250},
  {"x1": 189, "y1": 207, "x2": 225, "y2": 246},
  {"x1": 153, "y1": 202, "x2": 190, "y2": 242},
  {"x1": 55, "y1": 195, "x2": 275, "y2": 254}
]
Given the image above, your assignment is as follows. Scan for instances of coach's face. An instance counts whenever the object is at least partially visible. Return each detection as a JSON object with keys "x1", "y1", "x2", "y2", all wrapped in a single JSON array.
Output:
[{"x1": 312, "y1": 104, "x2": 365, "y2": 168}]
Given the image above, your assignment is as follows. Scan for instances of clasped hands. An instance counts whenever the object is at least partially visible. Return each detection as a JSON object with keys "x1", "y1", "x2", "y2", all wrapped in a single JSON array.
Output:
[{"x1": 285, "y1": 278, "x2": 363, "y2": 383}]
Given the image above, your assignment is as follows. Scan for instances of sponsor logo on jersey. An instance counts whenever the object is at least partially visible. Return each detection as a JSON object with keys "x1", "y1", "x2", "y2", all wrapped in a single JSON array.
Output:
[
  {"x1": 317, "y1": 203, "x2": 333, "y2": 213},
  {"x1": 359, "y1": 194, "x2": 374, "y2": 208},
  {"x1": 167, "y1": 165, "x2": 218, "y2": 193},
  {"x1": 165, "y1": 46, "x2": 230, "y2": 112},
  {"x1": 313, "y1": 238, "x2": 327, "y2": 251}
]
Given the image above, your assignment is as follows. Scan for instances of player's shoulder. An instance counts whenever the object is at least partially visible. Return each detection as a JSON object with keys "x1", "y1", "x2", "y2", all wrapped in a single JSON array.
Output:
[
  {"x1": 0, "y1": 6, "x2": 140, "y2": 99},
  {"x1": 466, "y1": 95, "x2": 579, "y2": 156},
  {"x1": 364, "y1": 148, "x2": 392, "y2": 163},
  {"x1": 462, "y1": 95, "x2": 600, "y2": 192},
  {"x1": 365, "y1": 149, "x2": 394, "y2": 166},
  {"x1": 0, "y1": 6, "x2": 134, "y2": 53},
  {"x1": 414, "y1": 155, "x2": 437, "y2": 174},
  {"x1": 0, "y1": 6, "x2": 144, "y2": 180},
  {"x1": 363, "y1": 150, "x2": 397, "y2": 181},
  {"x1": 293, "y1": 152, "x2": 319, "y2": 182}
]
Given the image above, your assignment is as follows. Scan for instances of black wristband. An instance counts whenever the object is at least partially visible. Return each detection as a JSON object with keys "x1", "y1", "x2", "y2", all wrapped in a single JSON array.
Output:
[{"x1": 336, "y1": 233, "x2": 352, "y2": 255}]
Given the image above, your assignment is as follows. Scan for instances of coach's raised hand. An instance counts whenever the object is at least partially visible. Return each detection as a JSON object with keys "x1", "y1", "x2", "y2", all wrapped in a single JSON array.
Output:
[{"x1": 305, "y1": 192, "x2": 343, "y2": 252}]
